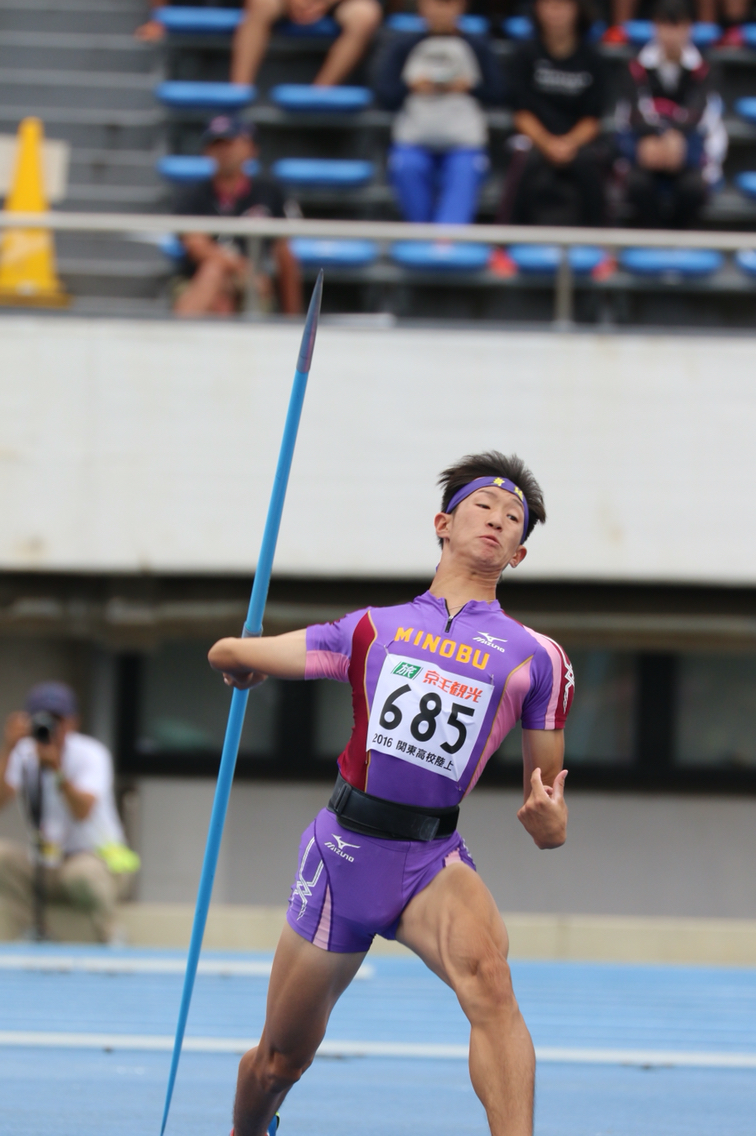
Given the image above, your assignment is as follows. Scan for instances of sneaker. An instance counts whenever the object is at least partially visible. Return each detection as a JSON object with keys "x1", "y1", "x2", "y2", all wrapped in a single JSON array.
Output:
[{"x1": 230, "y1": 1114, "x2": 280, "y2": 1136}]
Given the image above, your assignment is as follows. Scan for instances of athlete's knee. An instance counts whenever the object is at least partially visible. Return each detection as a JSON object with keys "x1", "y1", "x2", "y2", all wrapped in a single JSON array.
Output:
[
  {"x1": 242, "y1": 1045, "x2": 313, "y2": 1095},
  {"x1": 454, "y1": 942, "x2": 518, "y2": 1021}
]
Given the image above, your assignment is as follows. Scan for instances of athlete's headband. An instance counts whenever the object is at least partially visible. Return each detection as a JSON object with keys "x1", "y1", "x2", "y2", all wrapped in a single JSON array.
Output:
[{"x1": 445, "y1": 476, "x2": 530, "y2": 541}]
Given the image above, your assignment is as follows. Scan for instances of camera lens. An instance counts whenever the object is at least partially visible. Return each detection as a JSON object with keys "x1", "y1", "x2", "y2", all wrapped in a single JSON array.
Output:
[{"x1": 30, "y1": 711, "x2": 58, "y2": 745}]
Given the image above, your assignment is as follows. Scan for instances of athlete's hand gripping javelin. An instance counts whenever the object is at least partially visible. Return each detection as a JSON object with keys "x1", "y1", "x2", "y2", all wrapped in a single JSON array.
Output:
[{"x1": 211, "y1": 629, "x2": 307, "y2": 690}]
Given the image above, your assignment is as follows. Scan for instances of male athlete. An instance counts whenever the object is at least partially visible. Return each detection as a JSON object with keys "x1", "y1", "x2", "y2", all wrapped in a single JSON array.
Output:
[{"x1": 209, "y1": 450, "x2": 574, "y2": 1136}]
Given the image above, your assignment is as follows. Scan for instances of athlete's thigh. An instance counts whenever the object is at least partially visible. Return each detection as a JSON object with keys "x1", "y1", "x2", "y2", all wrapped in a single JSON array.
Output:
[
  {"x1": 262, "y1": 924, "x2": 366, "y2": 1060},
  {"x1": 395, "y1": 862, "x2": 509, "y2": 989}
]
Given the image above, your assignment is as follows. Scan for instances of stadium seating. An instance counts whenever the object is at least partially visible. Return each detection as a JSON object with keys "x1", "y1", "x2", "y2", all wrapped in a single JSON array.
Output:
[
  {"x1": 156, "y1": 6, "x2": 339, "y2": 37},
  {"x1": 623, "y1": 19, "x2": 721, "y2": 45},
  {"x1": 155, "y1": 81, "x2": 256, "y2": 110},
  {"x1": 735, "y1": 171, "x2": 756, "y2": 199},
  {"x1": 157, "y1": 156, "x2": 260, "y2": 182},
  {"x1": 507, "y1": 245, "x2": 608, "y2": 275},
  {"x1": 386, "y1": 14, "x2": 490, "y2": 35},
  {"x1": 270, "y1": 85, "x2": 373, "y2": 112},
  {"x1": 289, "y1": 239, "x2": 379, "y2": 267},
  {"x1": 736, "y1": 97, "x2": 756, "y2": 124},
  {"x1": 390, "y1": 242, "x2": 491, "y2": 271},
  {"x1": 619, "y1": 248, "x2": 724, "y2": 277},
  {"x1": 271, "y1": 159, "x2": 375, "y2": 187},
  {"x1": 735, "y1": 249, "x2": 756, "y2": 275}
]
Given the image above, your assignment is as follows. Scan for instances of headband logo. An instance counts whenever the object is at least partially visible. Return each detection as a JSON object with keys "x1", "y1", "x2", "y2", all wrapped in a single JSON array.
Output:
[{"x1": 493, "y1": 478, "x2": 504, "y2": 487}]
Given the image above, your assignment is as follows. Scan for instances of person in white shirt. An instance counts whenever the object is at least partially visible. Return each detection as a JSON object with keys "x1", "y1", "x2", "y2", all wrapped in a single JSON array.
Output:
[{"x1": 0, "y1": 682, "x2": 136, "y2": 942}]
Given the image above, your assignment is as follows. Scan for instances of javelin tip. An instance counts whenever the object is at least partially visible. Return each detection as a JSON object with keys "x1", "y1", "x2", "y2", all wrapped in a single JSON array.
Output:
[{"x1": 296, "y1": 269, "x2": 324, "y2": 375}]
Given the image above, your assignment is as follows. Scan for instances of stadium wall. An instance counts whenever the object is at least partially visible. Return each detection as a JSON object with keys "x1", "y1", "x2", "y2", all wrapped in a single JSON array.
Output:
[{"x1": 0, "y1": 314, "x2": 754, "y2": 585}]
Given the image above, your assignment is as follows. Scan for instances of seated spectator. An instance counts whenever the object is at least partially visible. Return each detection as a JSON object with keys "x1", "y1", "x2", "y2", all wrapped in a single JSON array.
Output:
[
  {"x1": 716, "y1": 0, "x2": 756, "y2": 45},
  {"x1": 135, "y1": 0, "x2": 165, "y2": 41},
  {"x1": 0, "y1": 683, "x2": 137, "y2": 943},
  {"x1": 374, "y1": 0, "x2": 503, "y2": 224},
  {"x1": 503, "y1": 0, "x2": 607, "y2": 226},
  {"x1": 231, "y1": 0, "x2": 382, "y2": 87},
  {"x1": 619, "y1": 0, "x2": 726, "y2": 228},
  {"x1": 173, "y1": 116, "x2": 302, "y2": 316}
]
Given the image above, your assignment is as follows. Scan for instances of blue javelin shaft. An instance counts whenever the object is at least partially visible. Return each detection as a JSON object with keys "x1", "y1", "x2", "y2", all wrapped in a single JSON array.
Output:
[{"x1": 160, "y1": 270, "x2": 324, "y2": 1136}]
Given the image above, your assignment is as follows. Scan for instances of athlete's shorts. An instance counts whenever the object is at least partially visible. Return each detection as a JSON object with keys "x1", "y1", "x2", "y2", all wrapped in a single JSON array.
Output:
[{"x1": 285, "y1": 807, "x2": 476, "y2": 953}]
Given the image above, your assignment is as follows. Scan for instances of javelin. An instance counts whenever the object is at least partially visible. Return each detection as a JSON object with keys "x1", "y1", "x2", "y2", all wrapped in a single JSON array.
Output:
[{"x1": 160, "y1": 269, "x2": 325, "y2": 1135}]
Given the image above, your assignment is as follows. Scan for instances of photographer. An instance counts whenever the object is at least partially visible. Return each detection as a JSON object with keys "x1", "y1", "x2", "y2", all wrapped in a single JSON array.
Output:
[{"x1": 0, "y1": 682, "x2": 137, "y2": 943}]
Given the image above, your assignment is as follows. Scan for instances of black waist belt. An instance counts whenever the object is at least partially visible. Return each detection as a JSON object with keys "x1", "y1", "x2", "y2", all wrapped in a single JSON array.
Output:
[{"x1": 327, "y1": 773, "x2": 459, "y2": 842}]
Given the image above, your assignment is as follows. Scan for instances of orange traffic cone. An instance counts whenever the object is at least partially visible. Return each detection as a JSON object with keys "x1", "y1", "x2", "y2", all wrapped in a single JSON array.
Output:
[{"x1": 0, "y1": 117, "x2": 69, "y2": 307}]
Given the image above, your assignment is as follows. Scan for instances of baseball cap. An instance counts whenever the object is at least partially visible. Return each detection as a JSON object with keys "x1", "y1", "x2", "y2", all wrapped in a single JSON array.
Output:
[
  {"x1": 25, "y1": 682, "x2": 78, "y2": 719},
  {"x1": 201, "y1": 115, "x2": 255, "y2": 145}
]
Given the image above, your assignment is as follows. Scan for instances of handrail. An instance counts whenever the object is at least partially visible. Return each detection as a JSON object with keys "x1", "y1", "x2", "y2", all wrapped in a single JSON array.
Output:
[{"x1": 1, "y1": 211, "x2": 756, "y2": 251}]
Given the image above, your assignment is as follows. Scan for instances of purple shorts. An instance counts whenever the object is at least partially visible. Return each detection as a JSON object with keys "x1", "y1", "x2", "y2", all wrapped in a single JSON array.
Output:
[{"x1": 286, "y1": 807, "x2": 476, "y2": 953}]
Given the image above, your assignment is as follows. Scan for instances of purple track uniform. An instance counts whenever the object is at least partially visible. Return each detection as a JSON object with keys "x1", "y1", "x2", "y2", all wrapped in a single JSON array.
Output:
[{"x1": 287, "y1": 589, "x2": 574, "y2": 952}]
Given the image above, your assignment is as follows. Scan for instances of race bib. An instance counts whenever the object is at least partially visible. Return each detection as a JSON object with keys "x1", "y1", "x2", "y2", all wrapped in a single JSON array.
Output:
[{"x1": 367, "y1": 654, "x2": 494, "y2": 780}]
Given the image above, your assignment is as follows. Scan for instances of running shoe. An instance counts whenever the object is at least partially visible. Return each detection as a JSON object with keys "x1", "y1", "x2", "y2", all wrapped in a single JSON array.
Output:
[{"x1": 230, "y1": 1113, "x2": 280, "y2": 1136}]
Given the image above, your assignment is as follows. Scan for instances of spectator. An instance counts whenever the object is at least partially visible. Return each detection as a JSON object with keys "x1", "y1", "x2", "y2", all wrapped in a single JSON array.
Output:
[
  {"x1": 135, "y1": 0, "x2": 166, "y2": 41},
  {"x1": 173, "y1": 116, "x2": 302, "y2": 317},
  {"x1": 231, "y1": 0, "x2": 382, "y2": 87},
  {"x1": 0, "y1": 683, "x2": 137, "y2": 943},
  {"x1": 619, "y1": 0, "x2": 726, "y2": 228},
  {"x1": 503, "y1": 0, "x2": 607, "y2": 226},
  {"x1": 375, "y1": 0, "x2": 503, "y2": 224}
]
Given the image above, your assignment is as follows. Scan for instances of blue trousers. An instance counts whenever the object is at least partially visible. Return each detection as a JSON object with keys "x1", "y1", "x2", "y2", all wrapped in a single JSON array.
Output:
[{"x1": 389, "y1": 144, "x2": 488, "y2": 224}]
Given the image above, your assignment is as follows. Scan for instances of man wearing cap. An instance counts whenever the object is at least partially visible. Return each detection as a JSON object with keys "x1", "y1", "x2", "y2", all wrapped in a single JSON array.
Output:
[
  {"x1": 173, "y1": 116, "x2": 302, "y2": 317},
  {"x1": 209, "y1": 450, "x2": 574, "y2": 1136},
  {"x1": 0, "y1": 682, "x2": 136, "y2": 942}
]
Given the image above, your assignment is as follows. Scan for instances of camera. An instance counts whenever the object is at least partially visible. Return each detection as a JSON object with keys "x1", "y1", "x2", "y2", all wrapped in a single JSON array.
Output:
[{"x1": 30, "y1": 711, "x2": 59, "y2": 746}]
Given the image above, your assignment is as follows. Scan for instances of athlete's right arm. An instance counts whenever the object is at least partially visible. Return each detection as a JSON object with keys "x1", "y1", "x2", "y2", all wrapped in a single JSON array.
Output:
[{"x1": 208, "y1": 629, "x2": 307, "y2": 688}]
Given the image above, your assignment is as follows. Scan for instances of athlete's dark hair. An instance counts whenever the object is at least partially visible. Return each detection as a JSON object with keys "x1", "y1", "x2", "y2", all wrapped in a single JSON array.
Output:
[{"x1": 437, "y1": 451, "x2": 546, "y2": 543}]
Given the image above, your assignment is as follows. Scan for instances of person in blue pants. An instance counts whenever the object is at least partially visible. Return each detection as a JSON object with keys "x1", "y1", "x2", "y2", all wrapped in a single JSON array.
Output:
[{"x1": 374, "y1": 0, "x2": 503, "y2": 224}]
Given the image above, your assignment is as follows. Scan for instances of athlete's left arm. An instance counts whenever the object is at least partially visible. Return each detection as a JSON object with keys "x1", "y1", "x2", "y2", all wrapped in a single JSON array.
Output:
[{"x1": 516, "y1": 728, "x2": 568, "y2": 850}]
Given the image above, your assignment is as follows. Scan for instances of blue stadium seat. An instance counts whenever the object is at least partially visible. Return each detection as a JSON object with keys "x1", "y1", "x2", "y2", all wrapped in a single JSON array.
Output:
[
  {"x1": 507, "y1": 244, "x2": 606, "y2": 275},
  {"x1": 624, "y1": 19, "x2": 720, "y2": 44},
  {"x1": 736, "y1": 97, "x2": 756, "y2": 123},
  {"x1": 155, "y1": 82, "x2": 256, "y2": 110},
  {"x1": 158, "y1": 234, "x2": 187, "y2": 263},
  {"x1": 289, "y1": 238, "x2": 379, "y2": 267},
  {"x1": 275, "y1": 16, "x2": 339, "y2": 36},
  {"x1": 502, "y1": 15, "x2": 533, "y2": 39},
  {"x1": 735, "y1": 249, "x2": 756, "y2": 276},
  {"x1": 742, "y1": 23, "x2": 756, "y2": 47},
  {"x1": 386, "y1": 13, "x2": 489, "y2": 34},
  {"x1": 390, "y1": 242, "x2": 491, "y2": 271},
  {"x1": 619, "y1": 248, "x2": 723, "y2": 277},
  {"x1": 735, "y1": 171, "x2": 756, "y2": 198},
  {"x1": 271, "y1": 158, "x2": 374, "y2": 187},
  {"x1": 155, "y1": 7, "x2": 338, "y2": 36},
  {"x1": 157, "y1": 155, "x2": 261, "y2": 183},
  {"x1": 270, "y1": 84, "x2": 372, "y2": 112},
  {"x1": 155, "y1": 7, "x2": 242, "y2": 33}
]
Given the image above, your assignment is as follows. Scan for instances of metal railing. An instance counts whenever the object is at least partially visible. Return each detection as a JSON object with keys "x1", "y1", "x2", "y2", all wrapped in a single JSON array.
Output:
[{"x1": 3, "y1": 211, "x2": 755, "y2": 323}]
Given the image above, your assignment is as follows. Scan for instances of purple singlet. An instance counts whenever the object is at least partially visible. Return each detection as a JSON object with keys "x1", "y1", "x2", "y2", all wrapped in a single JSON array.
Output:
[{"x1": 286, "y1": 590, "x2": 574, "y2": 952}]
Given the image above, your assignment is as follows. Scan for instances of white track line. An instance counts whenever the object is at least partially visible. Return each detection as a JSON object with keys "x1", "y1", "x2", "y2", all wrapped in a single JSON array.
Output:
[
  {"x1": 0, "y1": 1032, "x2": 754, "y2": 1069},
  {"x1": 0, "y1": 956, "x2": 373, "y2": 980}
]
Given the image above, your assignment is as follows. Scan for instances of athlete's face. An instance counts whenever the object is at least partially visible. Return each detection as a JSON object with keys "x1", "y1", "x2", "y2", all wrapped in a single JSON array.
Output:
[{"x1": 435, "y1": 487, "x2": 528, "y2": 574}]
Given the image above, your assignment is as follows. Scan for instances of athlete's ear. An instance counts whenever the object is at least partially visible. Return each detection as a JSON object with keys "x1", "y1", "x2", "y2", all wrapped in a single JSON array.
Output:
[
  {"x1": 434, "y1": 511, "x2": 451, "y2": 543},
  {"x1": 508, "y1": 545, "x2": 527, "y2": 569}
]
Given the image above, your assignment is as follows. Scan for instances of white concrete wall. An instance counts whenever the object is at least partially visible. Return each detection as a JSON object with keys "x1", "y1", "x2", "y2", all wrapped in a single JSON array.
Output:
[
  {"x1": 1, "y1": 315, "x2": 755, "y2": 584},
  {"x1": 124, "y1": 779, "x2": 756, "y2": 919}
]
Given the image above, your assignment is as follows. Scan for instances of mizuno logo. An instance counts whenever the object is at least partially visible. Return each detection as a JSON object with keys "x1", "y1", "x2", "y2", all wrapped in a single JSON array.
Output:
[
  {"x1": 562, "y1": 661, "x2": 575, "y2": 712},
  {"x1": 325, "y1": 834, "x2": 360, "y2": 862},
  {"x1": 291, "y1": 836, "x2": 324, "y2": 920},
  {"x1": 473, "y1": 632, "x2": 507, "y2": 653}
]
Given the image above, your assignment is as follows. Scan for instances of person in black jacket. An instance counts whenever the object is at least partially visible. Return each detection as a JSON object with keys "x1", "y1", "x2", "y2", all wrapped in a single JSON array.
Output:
[
  {"x1": 618, "y1": 0, "x2": 727, "y2": 228},
  {"x1": 374, "y1": 0, "x2": 504, "y2": 223},
  {"x1": 503, "y1": 0, "x2": 607, "y2": 226}
]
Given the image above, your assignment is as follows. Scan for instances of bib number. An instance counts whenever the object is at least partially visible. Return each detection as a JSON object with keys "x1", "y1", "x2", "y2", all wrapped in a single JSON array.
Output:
[{"x1": 367, "y1": 654, "x2": 493, "y2": 780}]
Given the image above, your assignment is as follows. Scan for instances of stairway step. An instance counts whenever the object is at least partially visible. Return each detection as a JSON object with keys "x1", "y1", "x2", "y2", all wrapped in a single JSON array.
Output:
[
  {"x1": 0, "y1": 9, "x2": 146, "y2": 34},
  {"x1": 0, "y1": 43, "x2": 156, "y2": 71}
]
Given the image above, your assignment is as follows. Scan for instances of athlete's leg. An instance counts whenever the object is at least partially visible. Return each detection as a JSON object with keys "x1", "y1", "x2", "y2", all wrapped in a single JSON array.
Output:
[
  {"x1": 233, "y1": 924, "x2": 366, "y2": 1136},
  {"x1": 396, "y1": 862, "x2": 534, "y2": 1136}
]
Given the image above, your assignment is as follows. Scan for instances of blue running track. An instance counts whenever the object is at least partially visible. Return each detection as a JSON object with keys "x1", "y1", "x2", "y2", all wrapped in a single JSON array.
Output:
[{"x1": 0, "y1": 944, "x2": 754, "y2": 1136}]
